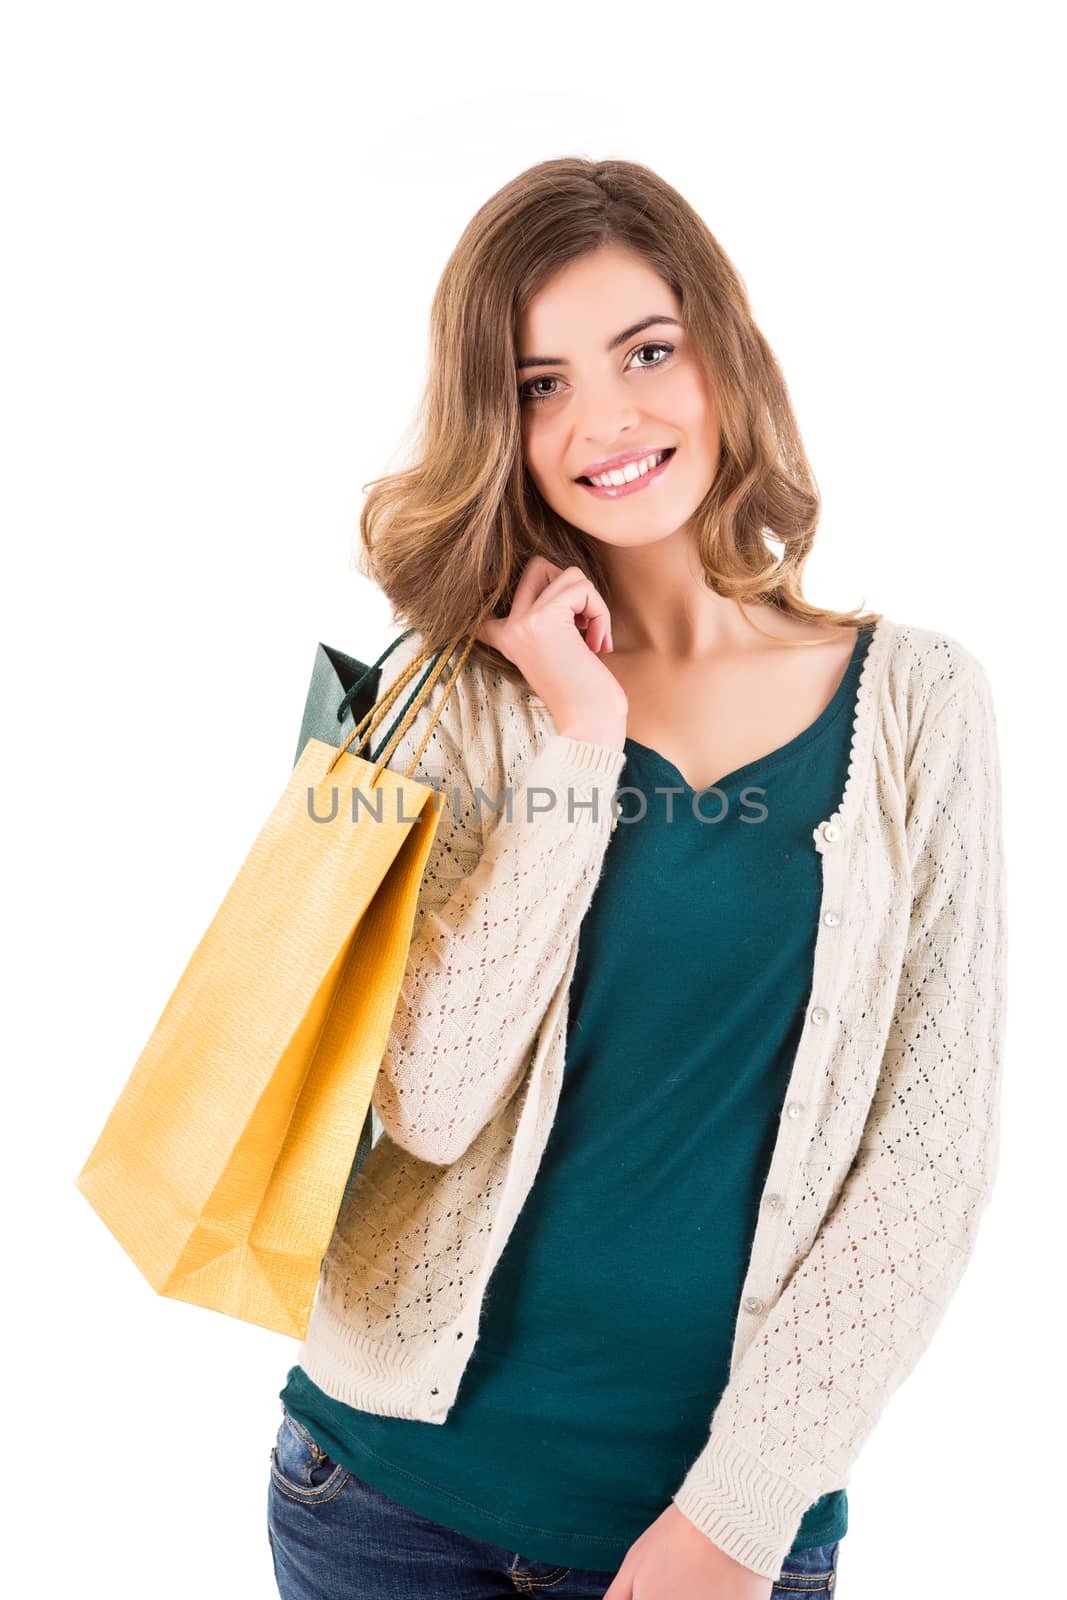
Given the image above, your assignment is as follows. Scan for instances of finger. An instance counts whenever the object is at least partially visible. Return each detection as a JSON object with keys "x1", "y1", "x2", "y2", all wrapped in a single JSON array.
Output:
[
  {"x1": 586, "y1": 612, "x2": 610, "y2": 652},
  {"x1": 474, "y1": 613, "x2": 505, "y2": 651},
  {"x1": 509, "y1": 555, "x2": 565, "y2": 618},
  {"x1": 531, "y1": 566, "x2": 613, "y2": 646}
]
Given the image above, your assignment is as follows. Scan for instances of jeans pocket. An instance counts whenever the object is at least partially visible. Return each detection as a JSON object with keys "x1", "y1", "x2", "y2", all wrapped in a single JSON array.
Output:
[
  {"x1": 269, "y1": 1407, "x2": 351, "y2": 1505},
  {"x1": 771, "y1": 1539, "x2": 839, "y2": 1594}
]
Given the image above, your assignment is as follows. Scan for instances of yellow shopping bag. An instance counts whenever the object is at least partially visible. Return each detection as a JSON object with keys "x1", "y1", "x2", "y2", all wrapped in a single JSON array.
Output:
[{"x1": 75, "y1": 624, "x2": 477, "y2": 1338}]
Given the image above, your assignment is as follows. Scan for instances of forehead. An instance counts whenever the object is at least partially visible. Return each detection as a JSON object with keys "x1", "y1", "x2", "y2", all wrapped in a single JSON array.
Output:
[{"x1": 515, "y1": 246, "x2": 681, "y2": 348}]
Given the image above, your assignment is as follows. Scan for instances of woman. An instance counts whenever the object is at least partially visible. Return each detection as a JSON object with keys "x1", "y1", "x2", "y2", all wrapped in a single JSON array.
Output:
[{"x1": 266, "y1": 158, "x2": 1007, "y2": 1599}]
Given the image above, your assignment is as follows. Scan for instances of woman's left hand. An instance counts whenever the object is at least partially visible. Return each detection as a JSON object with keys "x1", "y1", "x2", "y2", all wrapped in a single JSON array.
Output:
[{"x1": 602, "y1": 1503, "x2": 774, "y2": 1599}]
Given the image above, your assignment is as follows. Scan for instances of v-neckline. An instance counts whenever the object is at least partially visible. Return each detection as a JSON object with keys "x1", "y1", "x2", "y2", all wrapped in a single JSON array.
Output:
[{"x1": 622, "y1": 623, "x2": 875, "y2": 794}]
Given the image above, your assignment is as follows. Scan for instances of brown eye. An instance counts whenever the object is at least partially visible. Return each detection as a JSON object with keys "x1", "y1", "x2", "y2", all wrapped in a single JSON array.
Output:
[
  {"x1": 519, "y1": 375, "x2": 561, "y2": 405},
  {"x1": 631, "y1": 341, "x2": 674, "y2": 369}
]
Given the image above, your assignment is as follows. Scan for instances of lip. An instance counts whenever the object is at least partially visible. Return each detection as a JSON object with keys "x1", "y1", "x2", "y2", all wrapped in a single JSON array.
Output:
[
  {"x1": 575, "y1": 445, "x2": 675, "y2": 480},
  {"x1": 578, "y1": 447, "x2": 676, "y2": 499}
]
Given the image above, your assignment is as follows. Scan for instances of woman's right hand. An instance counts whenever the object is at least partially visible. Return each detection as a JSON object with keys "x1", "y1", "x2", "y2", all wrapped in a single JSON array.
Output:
[{"x1": 475, "y1": 557, "x2": 628, "y2": 749}]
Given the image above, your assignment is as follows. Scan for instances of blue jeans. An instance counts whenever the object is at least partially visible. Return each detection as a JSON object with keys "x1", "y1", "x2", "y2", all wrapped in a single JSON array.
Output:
[{"x1": 267, "y1": 1404, "x2": 842, "y2": 1597}]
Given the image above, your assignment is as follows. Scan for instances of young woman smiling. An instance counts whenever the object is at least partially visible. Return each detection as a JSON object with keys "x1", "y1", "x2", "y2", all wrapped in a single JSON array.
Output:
[{"x1": 267, "y1": 157, "x2": 1007, "y2": 1600}]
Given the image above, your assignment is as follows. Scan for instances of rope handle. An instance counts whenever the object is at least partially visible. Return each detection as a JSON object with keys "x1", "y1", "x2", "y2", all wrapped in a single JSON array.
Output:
[
  {"x1": 365, "y1": 642, "x2": 460, "y2": 766},
  {"x1": 321, "y1": 622, "x2": 480, "y2": 788},
  {"x1": 332, "y1": 627, "x2": 477, "y2": 786},
  {"x1": 335, "y1": 628, "x2": 418, "y2": 759},
  {"x1": 336, "y1": 630, "x2": 461, "y2": 768},
  {"x1": 331, "y1": 629, "x2": 457, "y2": 768}
]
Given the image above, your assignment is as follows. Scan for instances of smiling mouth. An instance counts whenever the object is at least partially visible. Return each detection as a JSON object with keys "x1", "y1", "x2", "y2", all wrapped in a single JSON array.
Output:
[{"x1": 576, "y1": 447, "x2": 677, "y2": 497}]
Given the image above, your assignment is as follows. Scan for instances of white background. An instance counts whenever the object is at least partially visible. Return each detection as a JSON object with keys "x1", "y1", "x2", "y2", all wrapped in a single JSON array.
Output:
[{"x1": 4, "y1": 3, "x2": 1061, "y2": 1596}]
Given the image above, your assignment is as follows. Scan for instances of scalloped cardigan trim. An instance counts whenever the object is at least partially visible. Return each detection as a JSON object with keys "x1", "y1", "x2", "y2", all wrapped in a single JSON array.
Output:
[{"x1": 294, "y1": 614, "x2": 1008, "y2": 1582}]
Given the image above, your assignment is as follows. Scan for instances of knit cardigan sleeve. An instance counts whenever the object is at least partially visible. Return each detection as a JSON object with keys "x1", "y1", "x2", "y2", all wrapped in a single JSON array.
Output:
[
  {"x1": 369, "y1": 645, "x2": 627, "y2": 1168},
  {"x1": 670, "y1": 652, "x2": 1009, "y2": 1580}
]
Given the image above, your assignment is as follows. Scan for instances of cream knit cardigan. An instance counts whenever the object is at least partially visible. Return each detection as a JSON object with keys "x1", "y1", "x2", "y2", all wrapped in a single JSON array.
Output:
[{"x1": 295, "y1": 615, "x2": 1008, "y2": 1581}]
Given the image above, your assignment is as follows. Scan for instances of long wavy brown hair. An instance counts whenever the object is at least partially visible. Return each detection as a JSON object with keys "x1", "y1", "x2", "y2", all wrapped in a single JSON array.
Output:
[{"x1": 355, "y1": 155, "x2": 880, "y2": 686}]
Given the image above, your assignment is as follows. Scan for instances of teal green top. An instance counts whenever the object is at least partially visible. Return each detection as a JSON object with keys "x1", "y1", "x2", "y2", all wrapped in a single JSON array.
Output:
[{"x1": 281, "y1": 625, "x2": 873, "y2": 1569}]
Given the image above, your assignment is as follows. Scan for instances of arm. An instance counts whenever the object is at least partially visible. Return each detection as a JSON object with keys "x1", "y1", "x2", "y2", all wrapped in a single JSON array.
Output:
[
  {"x1": 369, "y1": 643, "x2": 627, "y2": 1167},
  {"x1": 670, "y1": 653, "x2": 1009, "y2": 1580}
]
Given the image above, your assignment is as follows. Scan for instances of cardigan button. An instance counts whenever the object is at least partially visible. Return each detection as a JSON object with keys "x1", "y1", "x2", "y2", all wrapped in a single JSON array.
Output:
[
  {"x1": 785, "y1": 1101, "x2": 805, "y2": 1119},
  {"x1": 764, "y1": 1192, "x2": 784, "y2": 1209},
  {"x1": 823, "y1": 910, "x2": 840, "y2": 927},
  {"x1": 742, "y1": 1295, "x2": 765, "y2": 1314},
  {"x1": 810, "y1": 1005, "x2": 829, "y2": 1025},
  {"x1": 821, "y1": 821, "x2": 841, "y2": 843}
]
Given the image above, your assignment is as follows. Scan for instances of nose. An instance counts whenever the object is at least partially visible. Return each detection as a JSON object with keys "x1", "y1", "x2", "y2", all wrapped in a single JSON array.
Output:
[{"x1": 573, "y1": 380, "x2": 644, "y2": 458}]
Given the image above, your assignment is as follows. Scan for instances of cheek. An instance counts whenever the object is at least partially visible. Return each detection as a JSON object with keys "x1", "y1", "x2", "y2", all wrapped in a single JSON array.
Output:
[
  {"x1": 521, "y1": 411, "x2": 565, "y2": 484},
  {"x1": 662, "y1": 363, "x2": 716, "y2": 438}
]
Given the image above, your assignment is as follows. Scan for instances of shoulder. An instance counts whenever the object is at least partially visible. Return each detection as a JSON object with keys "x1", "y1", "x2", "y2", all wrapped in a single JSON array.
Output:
[
  {"x1": 877, "y1": 618, "x2": 1000, "y2": 784},
  {"x1": 881, "y1": 616, "x2": 996, "y2": 722}
]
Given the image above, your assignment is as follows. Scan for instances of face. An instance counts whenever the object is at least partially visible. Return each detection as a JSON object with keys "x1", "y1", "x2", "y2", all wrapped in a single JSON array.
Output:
[{"x1": 515, "y1": 244, "x2": 721, "y2": 550}]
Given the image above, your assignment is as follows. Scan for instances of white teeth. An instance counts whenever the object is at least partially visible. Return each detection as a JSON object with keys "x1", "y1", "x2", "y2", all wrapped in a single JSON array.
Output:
[{"x1": 588, "y1": 449, "x2": 668, "y2": 488}]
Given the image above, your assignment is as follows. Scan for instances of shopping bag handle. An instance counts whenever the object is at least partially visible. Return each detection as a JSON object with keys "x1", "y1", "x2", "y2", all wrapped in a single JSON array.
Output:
[
  {"x1": 334, "y1": 628, "x2": 419, "y2": 751},
  {"x1": 358, "y1": 632, "x2": 458, "y2": 765},
  {"x1": 323, "y1": 621, "x2": 481, "y2": 788}
]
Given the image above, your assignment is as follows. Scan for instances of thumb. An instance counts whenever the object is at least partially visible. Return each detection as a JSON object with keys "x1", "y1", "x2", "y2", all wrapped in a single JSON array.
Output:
[{"x1": 473, "y1": 613, "x2": 503, "y2": 650}]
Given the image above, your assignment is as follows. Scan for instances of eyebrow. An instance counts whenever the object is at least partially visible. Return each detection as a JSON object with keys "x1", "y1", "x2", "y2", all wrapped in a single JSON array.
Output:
[{"x1": 516, "y1": 314, "x2": 682, "y2": 370}]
